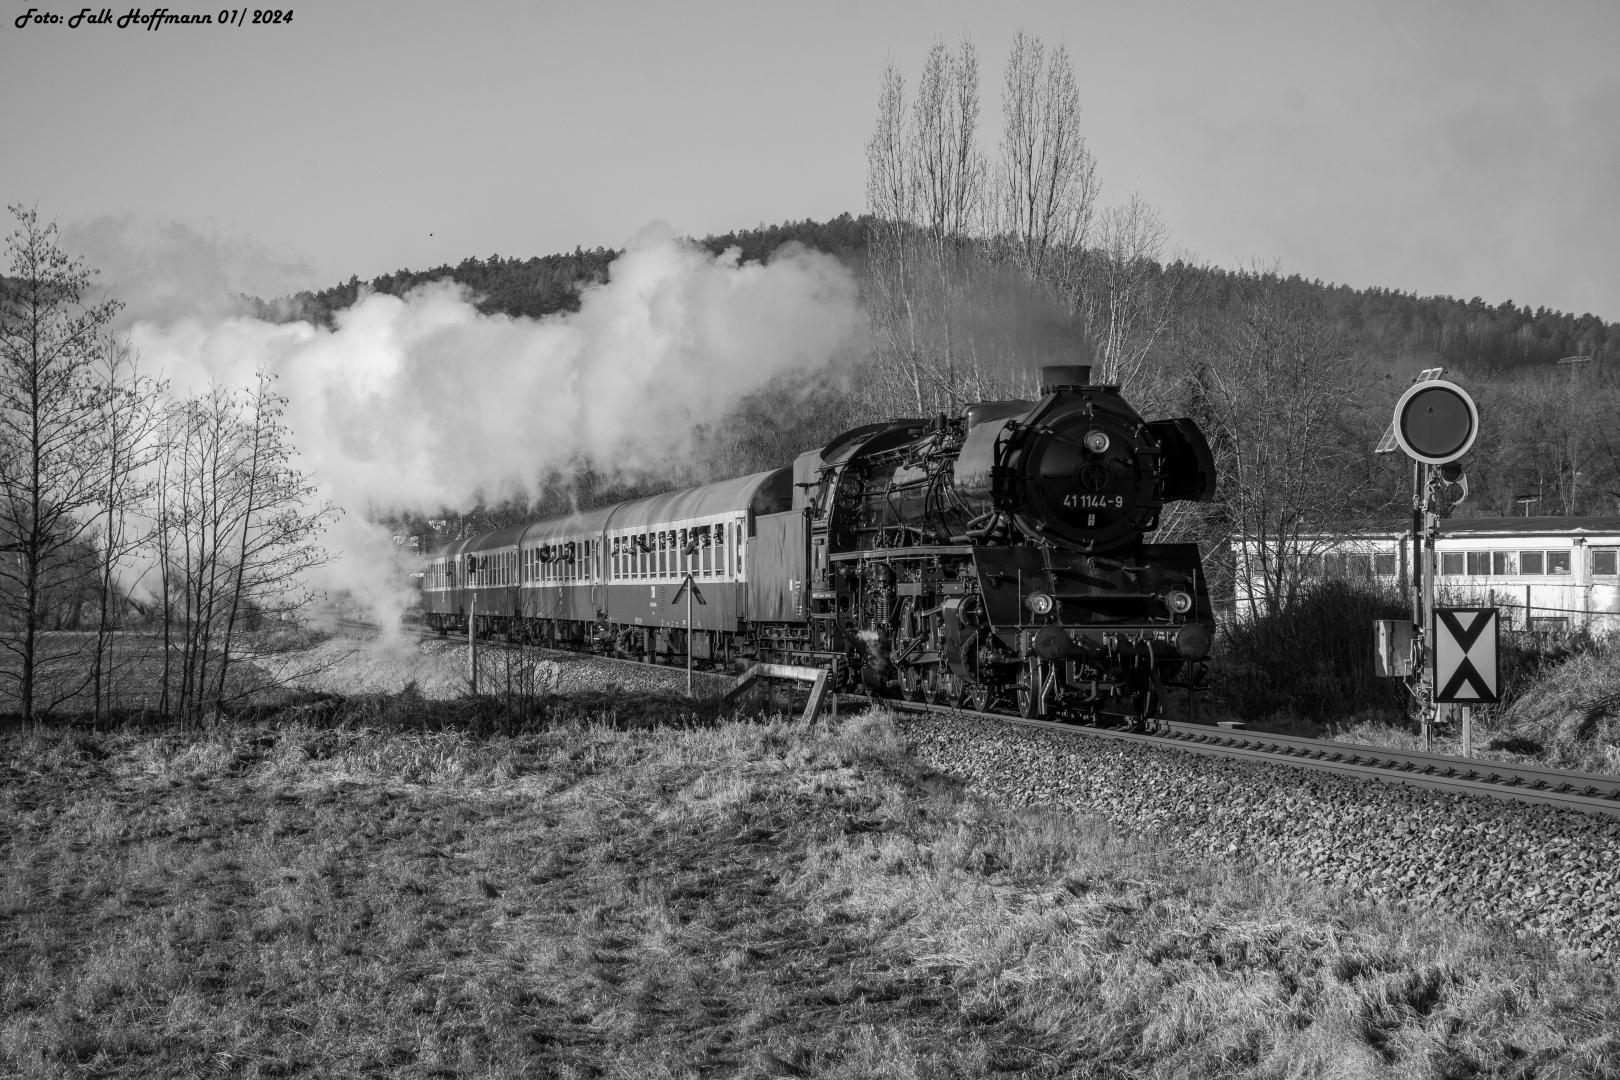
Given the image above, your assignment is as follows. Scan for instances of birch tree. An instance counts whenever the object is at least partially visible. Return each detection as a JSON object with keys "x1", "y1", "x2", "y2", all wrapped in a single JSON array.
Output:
[{"x1": 152, "y1": 371, "x2": 334, "y2": 722}]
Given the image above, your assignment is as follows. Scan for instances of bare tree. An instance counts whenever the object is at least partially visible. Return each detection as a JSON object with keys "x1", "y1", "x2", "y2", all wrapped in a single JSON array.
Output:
[
  {"x1": 88, "y1": 331, "x2": 163, "y2": 723},
  {"x1": 211, "y1": 370, "x2": 334, "y2": 713},
  {"x1": 1082, "y1": 195, "x2": 1194, "y2": 391},
  {"x1": 151, "y1": 372, "x2": 334, "y2": 722},
  {"x1": 909, "y1": 38, "x2": 987, "y2": 410},
  {"x1": 1196, "y1": 272, "x2": 1384, "y2": 618},
  {"x1": 864, "y1": 59, "x2": 926, "y2": 414},
  {"x1": 0, "y1": 206, "x2": 120, "y2": 722},
  {"x1": 992, "y1": 33, "x2": 1097, "y2": 285}
]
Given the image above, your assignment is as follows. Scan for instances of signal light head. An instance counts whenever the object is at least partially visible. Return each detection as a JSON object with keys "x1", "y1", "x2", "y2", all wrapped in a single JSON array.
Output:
[
  {"x1": 1083, "y1": 430, "x2": 1111, "y2": 454},
  {"x1": 1026, "y1": 591, "x2": 1056, "y2": 616},
  {"x1": 1165, "y1": 590, "x2": 1194, "y2": 614}
]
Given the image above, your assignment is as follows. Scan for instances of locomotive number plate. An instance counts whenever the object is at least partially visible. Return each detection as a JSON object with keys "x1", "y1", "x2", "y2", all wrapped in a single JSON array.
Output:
[{"x1": 1063, "y1": 494, "x2": 1123, "y2": 509}]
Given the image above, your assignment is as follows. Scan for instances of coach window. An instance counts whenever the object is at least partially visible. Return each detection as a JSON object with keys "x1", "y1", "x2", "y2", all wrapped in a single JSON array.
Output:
[
  {"x1": 1374, "y1": 553, "x2": 1396, "y2": 577},
  {"x1": 716, "y1": 523, "x2": 727, "y2": 578},
  {"x1": 1465, "y1": 551, "x2": 1488, "y2": 576},
  {"x1": 1548, "y1": 550, "x2": 1571, "y2": 575},
  {"x1": 1521, "y1": 551, "x2": 1544, "y2": 574},
  {"x1": 1493, "y1": 551, "x2": 1518, "y2": 575},
  {"x1": 655, "y1": 531, "x2": 664, "y2": 576},
  {"x1": 1440, "y1": 552, "x2": 1464, "y2": 576},
  {"x1": 736, "y1": 520, "x2": 745, "y2": 576},
  {"x1": 1595, "y1": 549, "x2": 1618, "y2": 576},
  {"x1": 697, "y1": 525, "x2": 709, "y2": 575}
]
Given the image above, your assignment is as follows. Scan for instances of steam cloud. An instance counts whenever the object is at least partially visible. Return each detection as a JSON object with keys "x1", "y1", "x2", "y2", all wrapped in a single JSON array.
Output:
[{"x1": 129, "y1": 226, "x2": 865, "y2": 625}]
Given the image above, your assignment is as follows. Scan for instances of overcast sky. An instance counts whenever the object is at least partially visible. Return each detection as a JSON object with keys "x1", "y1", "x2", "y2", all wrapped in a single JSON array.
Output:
[{"x1": 4, "y1": 0, "x2": 1616, "y2": 320}]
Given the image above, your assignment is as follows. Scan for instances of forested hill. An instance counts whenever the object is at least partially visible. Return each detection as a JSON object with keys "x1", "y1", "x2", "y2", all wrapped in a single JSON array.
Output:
[{"x1": 254, "y1": 213, "x2": 1616, "y2": 372}]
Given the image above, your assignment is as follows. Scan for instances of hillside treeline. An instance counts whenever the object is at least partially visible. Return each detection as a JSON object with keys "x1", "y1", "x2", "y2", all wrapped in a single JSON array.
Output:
[{"x1": 291, "y1": 33, "x2": 1619, "y2": 623}]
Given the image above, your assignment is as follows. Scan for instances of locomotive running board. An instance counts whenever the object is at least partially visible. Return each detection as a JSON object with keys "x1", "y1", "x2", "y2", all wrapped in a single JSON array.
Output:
[{"x1": 725, "y1": 663, "x2": 834, "y2": 723}]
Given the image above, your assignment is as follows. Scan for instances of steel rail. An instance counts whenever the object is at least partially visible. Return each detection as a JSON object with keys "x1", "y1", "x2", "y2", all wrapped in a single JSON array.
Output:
[
  {"x1": 878, "y1": 698, "x2": 1620, "y2": 819},
  {"x1": 1158, "y1": 722, "x2": 1620, "y2": 800}
]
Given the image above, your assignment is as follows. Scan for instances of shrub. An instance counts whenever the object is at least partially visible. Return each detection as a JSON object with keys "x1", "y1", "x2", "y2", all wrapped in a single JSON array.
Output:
[{"x1": 1214, "y1": 578, "x2": 1410, "y2": 722}]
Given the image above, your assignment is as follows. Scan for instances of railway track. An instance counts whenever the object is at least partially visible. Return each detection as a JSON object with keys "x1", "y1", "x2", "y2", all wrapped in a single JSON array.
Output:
[
  {"x1": 880, "y1": 699, "x2": 1620, "y2": 820},
  {"x1": 361, "y1": 620, "x2": 1620, "y2": 820}
]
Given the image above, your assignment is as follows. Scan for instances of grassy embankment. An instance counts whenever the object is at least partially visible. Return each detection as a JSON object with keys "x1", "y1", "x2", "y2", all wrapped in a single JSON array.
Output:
[{"x1": 4, "y1": 697, "x2": 1619, "y2": 1078}]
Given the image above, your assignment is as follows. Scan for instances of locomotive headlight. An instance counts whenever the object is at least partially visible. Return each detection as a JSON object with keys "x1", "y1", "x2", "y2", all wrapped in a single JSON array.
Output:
[
  {"x1": 1026, "y1": 591, "x2": 1056, "y2": 616},
  {"x1": 1083, "y1": 429, "x2": 1111, "y2": 454},
  {"x1": 1165, "y1": 589, "x2": 1194, "y2": 614}
]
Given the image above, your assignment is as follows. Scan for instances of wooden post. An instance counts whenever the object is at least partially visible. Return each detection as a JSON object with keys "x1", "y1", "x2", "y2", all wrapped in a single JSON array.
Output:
[
  {"x1": 468, "y1": 594, "x2": 478, "y2": 696},
  {"x1": 1461, "y1": 705, "x2": 1473, "y2": 758}
]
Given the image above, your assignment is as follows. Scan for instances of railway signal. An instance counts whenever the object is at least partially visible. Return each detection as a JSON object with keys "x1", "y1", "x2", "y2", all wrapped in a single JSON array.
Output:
[
  {"x1": 1375, "y1": 368, "x2": 1490, "y2": 752},
  {"x1": 1391, "y1": 378, "x2": 1479, "y2": 465}
]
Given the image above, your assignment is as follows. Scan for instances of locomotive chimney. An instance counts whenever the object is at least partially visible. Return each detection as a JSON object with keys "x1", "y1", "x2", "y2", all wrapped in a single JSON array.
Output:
[{"x1": 1039, "y1": 365, "x2": 1091, "y2": 393}]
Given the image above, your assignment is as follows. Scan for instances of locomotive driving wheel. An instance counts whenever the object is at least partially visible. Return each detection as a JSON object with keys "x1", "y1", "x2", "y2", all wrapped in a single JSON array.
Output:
[
  {"x1": 1016, "y1": 676, "x2": 1038, "y2": 718},
  {"x1": 1016, "y1": 660, "x2": 1046, "y2": 719},
  {"x1": 921, "y1": 665, "x2": 940, "y2": 704},
  {"x1": 938, "y1": 672, "x2": 966, "y2": 708},
  {"x1": 899, "y1": 667, "x2": 922, "y2": 702},
  {"x1": 964, "y1": 682, "x2": 993, "y2": 712}
]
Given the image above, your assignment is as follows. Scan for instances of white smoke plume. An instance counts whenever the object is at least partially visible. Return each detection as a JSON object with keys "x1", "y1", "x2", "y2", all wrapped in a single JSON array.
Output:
[{"x1": 129, "y1": 225, "x2": 865, "y2": 626}]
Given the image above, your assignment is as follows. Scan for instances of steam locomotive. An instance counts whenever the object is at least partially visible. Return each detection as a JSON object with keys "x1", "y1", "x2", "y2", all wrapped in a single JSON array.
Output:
[{"x1": 418, "y1": 364, "x2": 1217, "y2": 724}]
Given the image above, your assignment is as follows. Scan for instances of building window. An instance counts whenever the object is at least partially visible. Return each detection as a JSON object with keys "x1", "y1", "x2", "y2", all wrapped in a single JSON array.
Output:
[
  {"x1": 1594, "y1": 548, "x2": 1618, "y2": 576},
  {"x1": 1521, "y1": 551, "x2": 1544, "y2": 574},
  {"x1": 1493, "y1": 551, "x2": 1517, "y2": 575},
  {"x1": 1465, "y1": 551, "x2": 1488, "y2": 576},
  {"x1": 1548, "y1": 550, "x2": 1571, "y2": 575},
  {"x1": 1374, "y1": 553, "x2": 1397, "y2": 576},
  {"x1": 1346, "y1": 553, "x2": 1371, "y2": 577},
  {"x1": 1441, "y1": 552, "x2": 1464, "y2": 576}
]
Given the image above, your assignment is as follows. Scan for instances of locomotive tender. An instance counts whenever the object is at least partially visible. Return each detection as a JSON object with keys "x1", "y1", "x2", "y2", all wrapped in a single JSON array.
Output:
[{"x1": 419, "y1": 364, "x2": 1217, "y2": 723}]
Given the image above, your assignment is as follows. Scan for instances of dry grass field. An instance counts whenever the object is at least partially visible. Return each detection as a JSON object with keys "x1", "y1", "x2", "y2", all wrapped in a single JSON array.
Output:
[{"x1": 4, "y1": 701, "x2": 1620, "y2": 1078}]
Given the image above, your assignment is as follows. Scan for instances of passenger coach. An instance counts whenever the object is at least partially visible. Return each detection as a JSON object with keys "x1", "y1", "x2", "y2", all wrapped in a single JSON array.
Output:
[{"x1": 421, "y1": 469, "x2": 810, "y2": 667}]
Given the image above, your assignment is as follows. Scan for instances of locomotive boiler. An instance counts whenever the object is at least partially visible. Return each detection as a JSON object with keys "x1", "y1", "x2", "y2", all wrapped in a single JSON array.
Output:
[{"x1": 418, "y1": 364, "x2": 1217, "y2": 725}]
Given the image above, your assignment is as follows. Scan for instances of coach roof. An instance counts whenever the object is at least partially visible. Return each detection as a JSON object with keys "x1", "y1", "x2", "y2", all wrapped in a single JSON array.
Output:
[
  {"x1": 434, "y1": 468, "x2": 793, "y2": 556},
  {"x1": 520, "y1": 468, "x2": 792, "y2": 544}
]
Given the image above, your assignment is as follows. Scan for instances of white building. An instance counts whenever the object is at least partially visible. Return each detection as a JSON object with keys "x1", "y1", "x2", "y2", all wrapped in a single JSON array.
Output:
[{"x1": 1233, "y1": 516, "x2": 1620, "y2": 632}]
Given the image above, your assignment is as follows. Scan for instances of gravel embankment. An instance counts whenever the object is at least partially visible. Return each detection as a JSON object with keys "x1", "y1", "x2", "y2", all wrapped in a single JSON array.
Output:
[{"x1": 896, "y1": 712, "x2": 1620, "y2": 960}]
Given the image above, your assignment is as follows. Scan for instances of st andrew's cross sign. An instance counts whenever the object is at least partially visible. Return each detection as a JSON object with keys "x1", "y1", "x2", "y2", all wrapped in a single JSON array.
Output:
[{"x1": 1433, "y1": 607, "x2": 1499, "y2": 704}]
